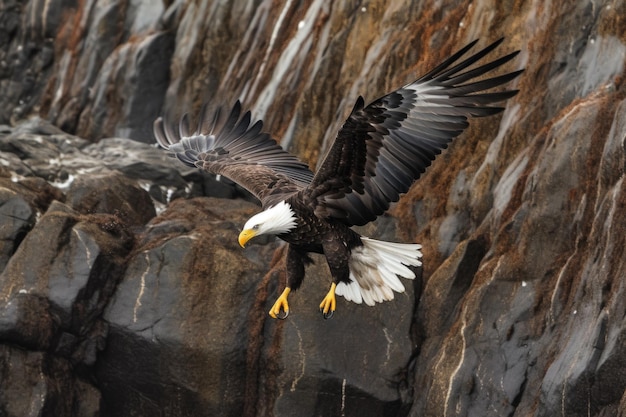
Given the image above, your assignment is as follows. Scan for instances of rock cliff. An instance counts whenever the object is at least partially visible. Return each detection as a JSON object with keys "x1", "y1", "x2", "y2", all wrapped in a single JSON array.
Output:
[{"x1": 0, "y1": 1, "x2": 625, "y2": 416}]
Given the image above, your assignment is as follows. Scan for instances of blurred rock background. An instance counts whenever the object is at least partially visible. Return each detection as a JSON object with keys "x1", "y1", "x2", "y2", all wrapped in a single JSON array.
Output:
[{"x1": 0, "y1": 0, "x2": 625, "y2": 416}]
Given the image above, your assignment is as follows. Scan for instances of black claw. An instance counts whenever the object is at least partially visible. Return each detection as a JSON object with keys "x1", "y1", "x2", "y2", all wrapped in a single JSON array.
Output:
[
  {"x1": 322, "y1": 310, "x2": 334, "y2": 320},
  {"x1": 276, "y1": 310, "x2": 289, "y2": 320}
]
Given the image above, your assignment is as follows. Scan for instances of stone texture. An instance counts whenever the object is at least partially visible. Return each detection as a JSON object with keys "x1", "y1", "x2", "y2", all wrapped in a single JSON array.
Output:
[
  {"x1": 0, "y1": 344, "x2": 101, "y2": 417},
  {"x1": 0, "y1": 187, "x2": 34, "y2": 270},
  {"x1": 0, "y1": 0, "x2": 625, "y2": 417},
  {"x1": 66, "y1": 173, "x2": 156, "y2": 227}
]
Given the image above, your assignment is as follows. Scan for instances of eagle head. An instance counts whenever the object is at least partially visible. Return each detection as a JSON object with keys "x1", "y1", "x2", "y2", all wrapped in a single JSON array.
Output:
[{"x1": 238, "y1": 201, "x2": 297, "y2": 247}]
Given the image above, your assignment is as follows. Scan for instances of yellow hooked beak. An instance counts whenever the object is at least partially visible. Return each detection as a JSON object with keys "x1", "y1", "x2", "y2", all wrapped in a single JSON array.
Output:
[{"x1": 238, "y1": 229, "x2": 256, "y2": 248}]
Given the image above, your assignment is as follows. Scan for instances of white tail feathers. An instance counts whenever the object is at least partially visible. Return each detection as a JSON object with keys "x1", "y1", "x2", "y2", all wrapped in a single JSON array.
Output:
[{"x1": 335, "y1": 237, "x2": 422, "y2": 306}]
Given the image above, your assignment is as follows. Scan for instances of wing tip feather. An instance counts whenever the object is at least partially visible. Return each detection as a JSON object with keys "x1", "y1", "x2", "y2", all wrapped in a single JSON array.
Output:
[{"x1": 312, "y1": 38, "x2": 522, "y2": 227}]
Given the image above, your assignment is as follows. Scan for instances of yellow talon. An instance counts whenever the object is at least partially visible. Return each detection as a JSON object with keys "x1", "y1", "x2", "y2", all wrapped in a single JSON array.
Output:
[
  {"x1": 319, "y1": 283, "x2": 337, "y2": 319},
  {"x1": 269, "y1": 287, "x2": 291, "y2": 319}
]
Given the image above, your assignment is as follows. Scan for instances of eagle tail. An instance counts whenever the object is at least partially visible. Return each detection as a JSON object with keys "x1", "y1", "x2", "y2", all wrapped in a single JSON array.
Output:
[{"x1": 337, "y1": 237, "x2": 422, "y2": 306}]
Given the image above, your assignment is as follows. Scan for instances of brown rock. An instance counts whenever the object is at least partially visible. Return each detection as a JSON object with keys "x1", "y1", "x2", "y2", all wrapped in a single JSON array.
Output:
[{"x1": 66, "y1": 173, "x2": 156, "y2": 227}]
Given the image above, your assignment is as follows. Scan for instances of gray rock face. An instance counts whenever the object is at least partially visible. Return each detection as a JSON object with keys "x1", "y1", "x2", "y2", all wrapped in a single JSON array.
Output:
[{"x1": 0, "y1": 1, "x2": 626, "y2": 417}]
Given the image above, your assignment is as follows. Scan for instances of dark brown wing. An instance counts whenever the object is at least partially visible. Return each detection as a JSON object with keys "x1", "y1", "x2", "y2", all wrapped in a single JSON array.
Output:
[
  {"x1": 304, "y1": 38, "x2": 523, "y2": 226},
  {"x1": 154, "y1": 101, "x2": 314, "y2": 206}
]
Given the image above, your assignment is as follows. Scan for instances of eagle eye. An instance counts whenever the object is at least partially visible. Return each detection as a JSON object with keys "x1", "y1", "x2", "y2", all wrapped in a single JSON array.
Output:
[{"x1": 252, "y1": 224, "x2": 260, "y2": 230}]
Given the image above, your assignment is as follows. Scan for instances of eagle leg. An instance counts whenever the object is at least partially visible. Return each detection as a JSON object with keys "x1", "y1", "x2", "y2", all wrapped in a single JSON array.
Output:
[
  {"x1": 319, "y1": 283, "x2": 337, "y2": 319},
  {"x1": 269, "y1": 287, "x2": 291, "y2": 319}
]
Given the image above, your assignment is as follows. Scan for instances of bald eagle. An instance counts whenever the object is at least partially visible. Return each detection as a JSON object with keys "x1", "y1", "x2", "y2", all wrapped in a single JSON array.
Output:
[{"x1": 154, "y1": 38, "x2": 522, "y2": 319}]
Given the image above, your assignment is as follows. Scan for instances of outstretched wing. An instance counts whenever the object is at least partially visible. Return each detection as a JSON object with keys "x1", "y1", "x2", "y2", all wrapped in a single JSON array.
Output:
[
  {"x1": 305, "y1": 38, "x2": 523, "y2": 226},
  {"x1": 154, "y1": 101, "x2": 314, "y2": 205}
]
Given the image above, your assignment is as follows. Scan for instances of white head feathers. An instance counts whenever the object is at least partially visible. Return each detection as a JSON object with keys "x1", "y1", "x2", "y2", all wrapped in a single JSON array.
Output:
[{"x1": 243, "y1": 201, "x2": 297, "y2": 236}]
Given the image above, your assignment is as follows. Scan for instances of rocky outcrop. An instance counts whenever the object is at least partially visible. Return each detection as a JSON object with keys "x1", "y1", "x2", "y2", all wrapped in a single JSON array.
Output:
[
  {"x1": 0, "y1": 121, "x2": 415, "y2": 415},
  {"x1": 1, "y1": 0, "x2": 625, "y2": 417}
]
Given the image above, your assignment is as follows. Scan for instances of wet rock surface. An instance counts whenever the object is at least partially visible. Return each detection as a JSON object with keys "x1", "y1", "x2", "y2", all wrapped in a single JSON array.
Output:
[{"x1": 1, "y1": 1, "x2": 626, "y2": 416}]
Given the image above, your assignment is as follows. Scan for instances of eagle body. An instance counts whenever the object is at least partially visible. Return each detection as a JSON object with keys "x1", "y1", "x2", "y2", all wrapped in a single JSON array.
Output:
[
  {"x1": 278, "y1": 197, "x2": 363, "y2": 284},
  {"x1": 154, "y1": 38, "x2": 522, "y2": 319}
]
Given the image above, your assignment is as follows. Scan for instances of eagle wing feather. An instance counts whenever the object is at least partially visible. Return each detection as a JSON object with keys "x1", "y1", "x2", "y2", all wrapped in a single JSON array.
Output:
[
  {"x1": 154, "y1": 101, "x2": 314, "y2": 206},
  {"x1": 305, "y1": 38, "x2": 522, "y2": 226}
]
